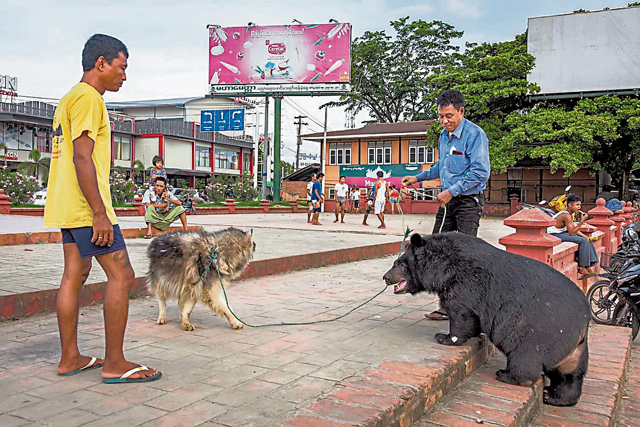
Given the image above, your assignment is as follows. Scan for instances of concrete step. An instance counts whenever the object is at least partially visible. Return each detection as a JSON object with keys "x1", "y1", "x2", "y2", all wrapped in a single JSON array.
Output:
[
  {"x1": 413, "y1": 355, "x2": 543, "y2": 427},
  {"x1": 284, "y1": 336, "x2": 496, "y2": 427},
  {"x1": 533, "y1": 324, "x2": 632, "y2": 427},
  {"x1": 412, "y1": 323, "x2": 632, "y2": 427}
]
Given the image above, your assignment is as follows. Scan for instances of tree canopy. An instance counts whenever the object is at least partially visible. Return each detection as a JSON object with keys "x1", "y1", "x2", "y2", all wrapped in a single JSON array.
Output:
[{"x1": 325, "y1": 17, "x2": 463, "y2": 123}]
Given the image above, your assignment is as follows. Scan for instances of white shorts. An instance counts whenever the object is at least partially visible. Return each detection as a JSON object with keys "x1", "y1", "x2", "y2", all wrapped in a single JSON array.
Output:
[{"x1": 374, "y1": 200, "x2": 385, "y2": 215}]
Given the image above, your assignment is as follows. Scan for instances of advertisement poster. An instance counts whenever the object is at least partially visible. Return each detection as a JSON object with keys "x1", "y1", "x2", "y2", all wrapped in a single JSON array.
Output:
[
  {"x1": 340, "y1": 164, "x2": 423, "y2": 189},
  {"x1": 209, "y1": 23, "x2": 351, "y2": 88}
]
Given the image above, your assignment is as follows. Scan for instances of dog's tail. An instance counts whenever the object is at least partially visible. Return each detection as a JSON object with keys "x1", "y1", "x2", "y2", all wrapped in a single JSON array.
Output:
[{"x1": 147, "y1": 234, "x2": 183, "y2": 261}]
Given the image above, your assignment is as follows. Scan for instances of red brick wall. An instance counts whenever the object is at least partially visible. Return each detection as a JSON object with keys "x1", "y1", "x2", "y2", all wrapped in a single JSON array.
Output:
[{"x1": 283, "y1": 181, "x2": 308, "y2": 202}]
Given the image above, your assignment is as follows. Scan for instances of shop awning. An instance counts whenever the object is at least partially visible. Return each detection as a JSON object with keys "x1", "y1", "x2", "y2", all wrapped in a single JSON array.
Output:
[{"x1": 165, "y1": 168, "x2": 213, "y2": 177}]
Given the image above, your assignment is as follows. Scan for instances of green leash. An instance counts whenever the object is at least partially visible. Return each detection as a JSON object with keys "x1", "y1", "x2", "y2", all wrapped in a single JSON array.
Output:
[{"x1": 196, "y1": 193, "x2": 445, "y2": 328}]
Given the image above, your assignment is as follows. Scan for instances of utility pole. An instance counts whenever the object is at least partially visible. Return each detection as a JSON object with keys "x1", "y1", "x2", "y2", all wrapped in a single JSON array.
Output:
[
  {"x1": 273, "y1": 96, "x2": 282, "y2": 202},
  {"x1": 293, "y1": 115, "x2": 308, "y2": 170},
  {"x1": 261, "y1": 97, "x2": 269, "y2": 200}
]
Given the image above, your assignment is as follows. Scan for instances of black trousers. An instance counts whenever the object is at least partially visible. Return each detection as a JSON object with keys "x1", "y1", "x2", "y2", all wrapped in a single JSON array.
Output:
[
  {"x1": 432, "y1": 194, "x2": 484, "y2": 236},
  {"x1": 431, "y1": 194, "x2": 484, "y2": 314}
]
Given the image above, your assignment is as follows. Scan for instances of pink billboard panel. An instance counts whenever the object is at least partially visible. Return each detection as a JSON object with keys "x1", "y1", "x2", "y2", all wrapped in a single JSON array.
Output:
[{"x1": 209, "y1": 23, "x2": 351, "y2": 86}]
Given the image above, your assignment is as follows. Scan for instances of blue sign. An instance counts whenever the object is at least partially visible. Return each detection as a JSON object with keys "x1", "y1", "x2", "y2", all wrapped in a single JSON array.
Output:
[{"x1": 201, "y1": 109, "x2": 244, "y2": 132}]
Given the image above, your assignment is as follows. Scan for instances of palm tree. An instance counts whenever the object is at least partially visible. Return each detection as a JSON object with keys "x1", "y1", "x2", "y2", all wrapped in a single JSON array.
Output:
[
  {"x1": 132, "y1": 159, "x2": 145, "y2": 184},
  {"x1": 19, "y1": 148, "x2": 50, "y2": 180}
]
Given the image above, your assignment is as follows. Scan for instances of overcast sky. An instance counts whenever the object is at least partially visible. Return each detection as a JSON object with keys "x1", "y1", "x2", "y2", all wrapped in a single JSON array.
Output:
[{"x1": 1, "y1": 0, "x2": 632, "y2": 163}]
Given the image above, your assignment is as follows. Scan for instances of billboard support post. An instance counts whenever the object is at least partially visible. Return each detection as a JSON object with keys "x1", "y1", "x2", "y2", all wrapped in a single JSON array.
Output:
[
  {"x1": 273, "y1": 96, "x2": 282, "y2": 202},
  {"x1": 262, "y1": 97, "x2": 269, "y2": 200}
]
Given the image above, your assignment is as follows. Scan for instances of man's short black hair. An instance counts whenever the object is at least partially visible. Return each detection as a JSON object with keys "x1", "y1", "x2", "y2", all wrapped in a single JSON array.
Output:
[
  {"x1": 340, "y1": 175, "x2": 346, "y2": 180},
  {"x1": 317, "y1": 172, "x2": 324, "y2": 178},
  {"x1": 82, "y1": 34, "x2": 129, "y2": 72},
  {"x1": 567, "y1": 193, "x2": 582, "y2": 205},
  {"x1": 437, "y1": 90, "x2": 465, "y2": 111},
  {"x1": 377, "y1": 171, "x2": 384, "y2": 178},
  {"x1": 155, "y1": 176, "x2": 167, "y2": 185}
]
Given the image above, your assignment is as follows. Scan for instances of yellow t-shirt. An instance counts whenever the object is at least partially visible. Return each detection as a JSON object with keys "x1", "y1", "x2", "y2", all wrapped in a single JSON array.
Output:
[{"x1": 43, "y1": 83, "x2": 118, "y2": 228}]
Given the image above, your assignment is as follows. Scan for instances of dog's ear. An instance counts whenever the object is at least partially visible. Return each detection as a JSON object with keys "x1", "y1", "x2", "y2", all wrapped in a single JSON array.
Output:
[{"x1": 410, "y1": 233, "x2": 425, "y2": 248}]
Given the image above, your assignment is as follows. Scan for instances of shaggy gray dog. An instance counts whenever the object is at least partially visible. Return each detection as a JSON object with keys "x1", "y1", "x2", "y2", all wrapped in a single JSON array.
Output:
[{"x1": 147, "y1": 228, "x2": 255, "y2": 331}]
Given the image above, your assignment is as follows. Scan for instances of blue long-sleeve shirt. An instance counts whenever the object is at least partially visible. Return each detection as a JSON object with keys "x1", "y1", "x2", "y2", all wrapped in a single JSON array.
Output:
[{"x1": 415, "y1": 118, "x2": 490, "y2": 197}]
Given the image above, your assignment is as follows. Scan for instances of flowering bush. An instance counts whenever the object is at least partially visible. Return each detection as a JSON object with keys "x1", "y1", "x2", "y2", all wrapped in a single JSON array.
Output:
[
  {"x1": 204, "y1": 177, "x2": 227, "y2": 203},
  {"x1": 0, "y1": 166, "x2": 41, "y2": 204},
  {"x1": 110, "y1": 170, "x2": 136, "y2": 205},
  {"x1": 232, "y1": 171, "x2": 259, "y2": 202},
  {"x1": 204, "y1": 172, "x2": 258, "y2": 203}
]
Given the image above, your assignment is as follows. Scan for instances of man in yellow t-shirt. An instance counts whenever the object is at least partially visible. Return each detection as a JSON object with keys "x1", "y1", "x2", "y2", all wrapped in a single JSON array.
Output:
[{"x1": 44, "y1": 34, "x2": 160, "y2": 384}]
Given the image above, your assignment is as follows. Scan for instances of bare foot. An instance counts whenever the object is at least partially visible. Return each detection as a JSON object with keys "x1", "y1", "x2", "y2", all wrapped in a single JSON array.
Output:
[
  {"x1": 58, "y1": 354, "x2": 104, "y2": 375},
  {"x1": 340, "y1": 221, "x2": 345, "y2": 223},
  {"x1": 378, "y1": 225, "x2": 386, "y2": 229},
  {"x1": 334, "y1": 220, "x2": 339, "y2": 223},
  {"x1": 362, "y1": 222, "x2": 368, "y2": 226},
  {"x1": 101, "y1": 360, "x2": 159, "y2": 380}
]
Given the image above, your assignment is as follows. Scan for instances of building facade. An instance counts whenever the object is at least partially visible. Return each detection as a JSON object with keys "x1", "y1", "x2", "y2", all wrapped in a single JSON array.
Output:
[
  {"x1": 0, "y1": 96, "x2": 255, "y2": 191},
  {"x1": 302, "y1": 121, "x2": 441, "y2": 200}
]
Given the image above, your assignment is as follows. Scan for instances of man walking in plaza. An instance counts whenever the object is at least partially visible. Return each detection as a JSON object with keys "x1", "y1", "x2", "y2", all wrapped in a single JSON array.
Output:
[
  {"x1": 44, "y1": 34, "x2": 160, "y2": 383},
  {"x1": 311, "y1": 173, "x2": 325, "y2": 225},
  {"x1": 373, "y1": 170, "x2": 389, "y2": 229},
  {"x1": 403, "y1": 89, "x2": 490, "y2": 321},
  {"x1": 334, "y1": 175, "x2": 349, "y2": 223},
  {"x1": 307, "y1": 173, "x2": 316, "y2": 223}
]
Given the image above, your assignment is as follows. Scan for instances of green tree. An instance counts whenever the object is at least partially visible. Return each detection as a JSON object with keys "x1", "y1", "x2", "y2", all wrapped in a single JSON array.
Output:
[
  {"x1": 132, "y1": 159, "x2": 145, "y2": 184},
  {"x1": 325, "y1": 17, "x2": 463, "y2": 123},
  {"x1": 424, "y1": 33, "x2": 540, "y2": 163},
  {"x1": 19, "y1": 148, "x2": 50, "y2": 180}
]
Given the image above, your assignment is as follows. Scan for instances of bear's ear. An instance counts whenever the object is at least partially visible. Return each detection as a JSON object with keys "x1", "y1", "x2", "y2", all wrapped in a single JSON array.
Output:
[{"x1": 410, "y1": 233, "x2": 426, "y2": 247}]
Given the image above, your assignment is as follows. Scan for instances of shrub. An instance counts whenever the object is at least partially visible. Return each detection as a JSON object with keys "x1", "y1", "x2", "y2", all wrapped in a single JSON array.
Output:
[
  {"x1": 110, "y1": 170, "x2": 136, "y2": 205},
  {"x1": 0, "y1": 166, "x2": 41, "y2": 204}
]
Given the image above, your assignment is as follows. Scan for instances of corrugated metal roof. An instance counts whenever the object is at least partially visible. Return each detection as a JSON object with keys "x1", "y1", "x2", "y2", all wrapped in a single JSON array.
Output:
[
  {"x1": 301, "y1": 120, "x2": 434, "y2": 140},
  {"x1": 106, "y1": 97, "x2": 202, "y2": 109}
]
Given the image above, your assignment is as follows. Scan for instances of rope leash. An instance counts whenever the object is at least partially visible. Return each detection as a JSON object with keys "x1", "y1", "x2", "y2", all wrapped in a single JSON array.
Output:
[
  {"x1": 193, "y1": 188, "x2": 446, "y2": 328},
  {"x1": 190, "y1": 247, "x2": 392, "y2": 328}
]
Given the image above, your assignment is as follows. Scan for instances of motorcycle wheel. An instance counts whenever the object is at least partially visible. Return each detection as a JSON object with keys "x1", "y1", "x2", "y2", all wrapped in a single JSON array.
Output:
[
  {"x1": 587, "y1": 280, "x2": 619, "y2": 324},
  {"x1": 612, "y1": 302, "x2": 640, "y2": 341}
]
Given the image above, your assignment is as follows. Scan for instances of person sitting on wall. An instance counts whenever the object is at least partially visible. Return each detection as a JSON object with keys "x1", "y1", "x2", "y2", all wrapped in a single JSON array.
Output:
[
  {"x1": 142, "y1": 176, "x2": 188, "y2": 238},
  {"x1": 546, "y1": 193, "x2": 599, "y2": 279}
]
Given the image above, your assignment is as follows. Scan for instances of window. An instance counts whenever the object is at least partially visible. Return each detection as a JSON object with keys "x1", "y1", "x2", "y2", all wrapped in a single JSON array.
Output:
[
  {"x1": 368, "y1": 141, "x2": 392, "y2": 164},
  {"x1": 113, "y1": 136, "x2": 131, "y2": 161},
  {"x1": 409, "y1": 140, "x2": 434, "y2": 164},
  {"x1": 196, "y1": 145, "x2": 210, "y2": 168},
  {"x1": 215, "y1": 148, "x2": 239, "y2": 170},
  {"x1": 243, "y1": 151, "x2": 251, "y2": 172},
  {"x1": 328, "y1": 143, "x2": 351, "y2": 165},
  {"x1": 328, "y1": 188, "x2": 335, "y2": 199}
]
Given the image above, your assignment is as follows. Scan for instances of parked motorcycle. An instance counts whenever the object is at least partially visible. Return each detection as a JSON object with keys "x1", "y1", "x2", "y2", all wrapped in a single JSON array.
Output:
[
  {"x1": 516, "y1": 185, "x2": 572, "y2": 217},
  {"x1": 178, "y1": 192, "x2": 197, "y2": 215},
  {"x1": 588, "y1": 227, "x2": 640, "y2": 334}
]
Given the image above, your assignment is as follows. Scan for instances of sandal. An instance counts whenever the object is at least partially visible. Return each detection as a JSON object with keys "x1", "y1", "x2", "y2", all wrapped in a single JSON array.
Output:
[
  {"x1": 58, "y1": 357, "x2": 103, "y2": 376},
  {"x1": 102, "y1": 365, "x2": 162, "y2": 384},
  {"x1": 143, "y1": 234, "x2": 152, "y2": 239},
  {"x1": 425, "y1": 309, "x2": 449, "y2": 321}
]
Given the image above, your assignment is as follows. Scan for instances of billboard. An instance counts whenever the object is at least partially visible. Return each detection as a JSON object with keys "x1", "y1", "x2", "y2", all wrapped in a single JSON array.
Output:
[
  {"x1": 340, "y1": 164, "x2": 422, "y2": 189},
  {"x1": 528, "y1": 7, "x2": 640, "y2": 95},
  {"x1": 209, "y1": 23, "x2": 351, "y2": 94}
]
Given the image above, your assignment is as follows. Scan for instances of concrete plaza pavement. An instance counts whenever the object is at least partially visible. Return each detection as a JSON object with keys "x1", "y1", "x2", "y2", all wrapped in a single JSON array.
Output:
[
  {"x1": 0, "y1": 256, "x2": 445, "y2": 426},
  {"x1": 0, "y1": 213, "x2": 510, "y2": 297}
]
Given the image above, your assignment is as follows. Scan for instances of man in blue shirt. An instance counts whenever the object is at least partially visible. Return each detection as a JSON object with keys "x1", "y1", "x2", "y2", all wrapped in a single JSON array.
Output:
[
  {"x1": 311, "y1": 172, "x2": 325, "y2": 225},
  {"x1": 403, "y1": 90, "x2": 490, "y2": 320}
]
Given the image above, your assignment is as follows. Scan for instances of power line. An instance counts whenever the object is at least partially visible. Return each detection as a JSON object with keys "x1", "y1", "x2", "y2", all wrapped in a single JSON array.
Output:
[{"x1": 283, "y1": 98, "x2": 332, "y2": 131}]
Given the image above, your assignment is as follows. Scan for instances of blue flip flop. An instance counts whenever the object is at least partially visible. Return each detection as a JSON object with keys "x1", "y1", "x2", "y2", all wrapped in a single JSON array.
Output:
[
  {"x1": 58, "y1": 357, "x2": 104, "y2": 377},
  {"x1": 102, "y1": 365, "x2": 162, "y2": 384}
]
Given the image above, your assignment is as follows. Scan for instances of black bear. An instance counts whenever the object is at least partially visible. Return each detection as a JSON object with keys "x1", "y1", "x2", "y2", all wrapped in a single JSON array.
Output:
[{"x1": 383, "y1": 232, "x2": 590, "y2": 406}]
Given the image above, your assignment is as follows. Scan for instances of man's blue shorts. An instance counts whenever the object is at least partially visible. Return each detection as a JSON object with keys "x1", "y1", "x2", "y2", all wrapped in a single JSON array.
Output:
[{"x1": 61, "y1": 224, "x2": 127, "y2": 258}]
